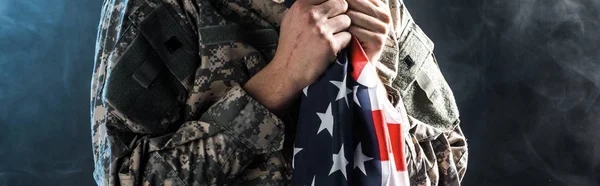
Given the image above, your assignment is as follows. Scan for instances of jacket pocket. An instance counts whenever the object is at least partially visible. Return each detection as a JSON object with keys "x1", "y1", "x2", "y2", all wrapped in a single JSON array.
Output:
[
  {"x1": 103, "y1": 30, "x2": 187, "y2": 134},
  {"x1": 103, "y1": 4, "x2": 200, "y2": 135},
  {"x1": 394, "y1": 23, "x2": 460, "y2": 132}
]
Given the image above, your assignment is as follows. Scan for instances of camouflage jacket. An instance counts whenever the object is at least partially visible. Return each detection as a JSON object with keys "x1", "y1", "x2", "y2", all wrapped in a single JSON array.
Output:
[{"x1": 91, "y1": 0, "x2": 468, "y2": 185}]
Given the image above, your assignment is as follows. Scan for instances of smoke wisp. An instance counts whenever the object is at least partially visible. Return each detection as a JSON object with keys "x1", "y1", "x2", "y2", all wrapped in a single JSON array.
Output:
[{"x1": 406, "y1": 0, "x2": 600, "y2": 185}]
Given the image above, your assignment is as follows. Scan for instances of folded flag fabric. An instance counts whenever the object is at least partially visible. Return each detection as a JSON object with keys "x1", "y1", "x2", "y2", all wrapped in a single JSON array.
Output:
[{"x1": 291, "y1": 38, "x2": 411, "y2": 186}]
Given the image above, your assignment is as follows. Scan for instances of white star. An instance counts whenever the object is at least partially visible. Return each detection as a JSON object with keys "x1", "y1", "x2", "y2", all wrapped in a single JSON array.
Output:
[
  {"x1": 330, "y1": 80, "x2": 352, "y2": 107},
  {"x1": 353, "y1": 85, "x2": 361, "y2": 107},
  {"x1": 303, "y1": 86, "x2": 309, "y2": 96},
  {"x1": 329, "y1": 144, "x2": 349, "y2": 179},
  {"x1": 316, "y1": 103, "x2": 334, "y2": 136},
  {"x1": 293, "y1": 147, "x2": 303, "y2": 169},
  {"x1": 353, "y1": 142, "x2": 373, "y2": 175}
]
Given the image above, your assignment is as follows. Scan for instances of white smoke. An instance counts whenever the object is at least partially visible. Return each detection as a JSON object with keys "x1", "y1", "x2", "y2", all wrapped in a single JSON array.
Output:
[
  {"x1": 406, "y1": 0, "x2": 600, "y2": 185},
  {"x1": 482, "y1": 0, "x2": 600, "y2": 185}
]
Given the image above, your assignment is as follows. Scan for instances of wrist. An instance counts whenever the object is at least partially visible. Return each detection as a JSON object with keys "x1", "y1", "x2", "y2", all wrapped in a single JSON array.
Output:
[
  {"x1": 243, "y1": 60, "x2": 301, "y2": 113},
  {"x1": 268, "y1": 55, "x2": 304, "y2": 92}
]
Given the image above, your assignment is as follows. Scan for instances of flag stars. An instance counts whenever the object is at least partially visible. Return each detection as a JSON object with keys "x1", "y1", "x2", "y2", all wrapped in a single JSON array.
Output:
[
  {"x1": 293, "y1": 147, "x2": 303, "y2": 169},
  {"x1": 330, "y1": 80, "x2": 352, "y2": 107},
  {"x1": 353, "y1": 142, "x2": 373, "y2": 175},
  {"x1": 316, "y1": 103, "x2": 335, "y2": 137},
  {"x1": 353, "y1": 85, "x2": 361, "y2": 107},
  {"x1": 329, "y1": 144, "x2": 349, "y2": 179},
  {"x1": 303, "y1": 86, "x2": 309, "y2": 96}
]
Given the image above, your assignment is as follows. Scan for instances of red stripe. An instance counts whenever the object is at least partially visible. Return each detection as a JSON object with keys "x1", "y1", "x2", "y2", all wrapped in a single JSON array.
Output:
[
  {"x1": 350, "y1": 37, "x2": 369, "y2": 81},
  {"x1": 387, "y1": 123, "x2": 407, "y2": 171},
  {"x1": 371, "y1": 110, "x2": 389, "y2": 161}
]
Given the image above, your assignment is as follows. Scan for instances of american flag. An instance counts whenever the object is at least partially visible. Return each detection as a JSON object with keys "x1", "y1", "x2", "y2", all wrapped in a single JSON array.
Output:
[{"x1": 291, "y1": 38, "x2": 410, "y2": 186}]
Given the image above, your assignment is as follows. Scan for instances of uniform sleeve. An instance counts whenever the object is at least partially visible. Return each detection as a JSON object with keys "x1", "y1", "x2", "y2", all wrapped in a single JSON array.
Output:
[
  {"x1": 200, "y1": 85, "x2": 285, "y2": 155},
  {"x1": 404, "y1": 117, "x2": 468, "y2": 186},
  {"x1": 381, "y1": 1, "x2": 469, "y2": 185},
  {"x1": 107, "y1": 84, "x2": 285, "y2": 186},
  {"x1": 100, "y1": 85, "x2": 286, "y2": 186},
  {"x1": 447, "y1": 122, "x2": 468, "y2": 181},
  {"x1": 91, "y1": 2, "x2": 287, "y2": 186}
]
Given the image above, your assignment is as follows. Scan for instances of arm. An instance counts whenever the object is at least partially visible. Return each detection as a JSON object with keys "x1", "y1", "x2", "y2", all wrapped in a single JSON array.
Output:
[
  {"x1": 244, "y1": 0, "x2": 354, "y2": 113},
  {"x1": 448, "y1": 122, "x2": 469, "y2": 181},
  {"x1": 405, "y1": 117, "x2": 468, "y2": 185},
  {"x1": 91, "y1": 0, "x2": 353, "y2": 185},
  {"x1": 342, "y1": 0, "x2": 469, "y2": 184}
]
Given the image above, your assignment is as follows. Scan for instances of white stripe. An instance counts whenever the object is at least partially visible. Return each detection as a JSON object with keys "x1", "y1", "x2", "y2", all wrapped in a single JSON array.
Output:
[
  {"x1": 357, "y1": 62, "x2": 378, "y2": 88},
  {"x1": 380, "y1": 161, "x2": 391, "y2": 186},
  {"x1": 388, "y1": 170, "x2": 410, "y2": 186},
  {"x1": 368, "y1": 87, "x2": 380, "y2": 110},
  {"x1": 359, "y1": 54, "x2": 410, "y2": 186}
]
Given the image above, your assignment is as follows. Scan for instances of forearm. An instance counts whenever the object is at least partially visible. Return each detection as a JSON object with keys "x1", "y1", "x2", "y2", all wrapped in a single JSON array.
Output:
[
  {"x1": 112, "y1": 84, "x2": 287, "y2": 185},
  {"x1": 243, "y1": 57, "x2": 302, "y2": 114}
]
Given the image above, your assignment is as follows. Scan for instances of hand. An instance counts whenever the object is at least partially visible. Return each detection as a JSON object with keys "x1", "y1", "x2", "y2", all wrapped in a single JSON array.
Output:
[
  {"x1": 274, "y1": 0, "x2": 353, "y2": 88},
  {"x1": 346, "y1": 0, "x2": 391, "y2": 62},
  {"x1": 244, "y1": 0, "x2": 352, "y2": 112}
]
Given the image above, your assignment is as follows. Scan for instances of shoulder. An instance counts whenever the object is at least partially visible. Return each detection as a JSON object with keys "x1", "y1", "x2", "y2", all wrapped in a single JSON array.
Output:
[{"x1": 387, "y1": 1, "x2": 460, "y2": 132}]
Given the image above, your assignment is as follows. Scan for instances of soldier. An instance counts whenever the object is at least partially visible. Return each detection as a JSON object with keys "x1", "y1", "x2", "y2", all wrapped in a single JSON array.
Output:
[{"x1": 91, "y1": 0, "x2": 468, "y2": 185}]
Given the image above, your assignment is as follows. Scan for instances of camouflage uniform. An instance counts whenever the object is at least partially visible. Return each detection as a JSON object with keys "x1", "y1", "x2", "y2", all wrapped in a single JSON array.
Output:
[{"x1": 91, "y1": 0, "x2": 467, "y2": 185}]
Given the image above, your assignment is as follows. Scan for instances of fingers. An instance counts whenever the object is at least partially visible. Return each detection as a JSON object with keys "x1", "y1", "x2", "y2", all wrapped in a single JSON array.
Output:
[
  {"x1": 324, "y1": 14, "x2": 351, "y2": 34},
  {"x1": 346, "y1": 0, "x2": 390, "y2": 23},
  {"x1": 315, "y1": 0, "x2": 348, "y2": 18},
  {"x1": 348, "y1": 25, "x2": 384, "y2": 48},
  {"x1": 332, "y1": 31, "x2": 352, "y2": 56},
  {"x1": 346, "y1": 10, "x2": 386, "y2": 34}
]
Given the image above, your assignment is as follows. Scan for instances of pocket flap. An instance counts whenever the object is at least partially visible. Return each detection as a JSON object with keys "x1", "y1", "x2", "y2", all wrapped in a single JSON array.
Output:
[
  {"x1": 104, "y1": 33, "x2": 186, "y2": 134},
  {"x1": 393, "y1": 23, "x2": 435, "y2": 92},
  {"x1": 136, "y1": 5, "x2": 200, "y2": 91}
]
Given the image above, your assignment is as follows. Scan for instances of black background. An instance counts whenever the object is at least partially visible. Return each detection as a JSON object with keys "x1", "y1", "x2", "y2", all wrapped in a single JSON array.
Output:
[{"x1": 0, "y1": 0, "x2": 599, "y2": 185}]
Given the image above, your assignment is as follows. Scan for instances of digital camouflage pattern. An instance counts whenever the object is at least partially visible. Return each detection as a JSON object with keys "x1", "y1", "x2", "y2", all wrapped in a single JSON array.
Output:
[{"x1": 91, "y1": 0, "x2": 467, "y2": 185}]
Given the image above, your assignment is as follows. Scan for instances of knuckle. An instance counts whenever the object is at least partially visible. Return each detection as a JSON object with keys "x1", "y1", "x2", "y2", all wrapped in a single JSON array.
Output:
[
  {"x1": 307, "y1": 8, "x2": 320, "y2": 23},
  {"x1": 379, "y1": 11, "x2": 391, "y2": 24},
  {"x1": 378, "y1": 36, "x2": 387, "y2": 47},
  {"x1": 374, "y1": 42, "x2": 384, "y2": 50},
  {"x1": 376, "y1": 23, "x2": 388, "y2": 34},
  {"x1": 372, "y1": 36, "x2": 385, "y2": 47},
  {"x1": 314, "y1": 23, "x2": 328, "y2": 37}
]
